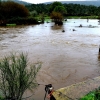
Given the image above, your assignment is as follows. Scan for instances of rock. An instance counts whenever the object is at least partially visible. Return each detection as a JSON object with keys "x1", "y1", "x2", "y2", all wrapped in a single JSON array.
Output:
[
  {"x1": 73, "y1": 29, "x2": 76, "y2": 31},
  {"x1": 62, "y1": 30, "x2": 65, "y2": 32},
  {"x1": 79, "y1": 24, "x2": 82, "y2": 27}
]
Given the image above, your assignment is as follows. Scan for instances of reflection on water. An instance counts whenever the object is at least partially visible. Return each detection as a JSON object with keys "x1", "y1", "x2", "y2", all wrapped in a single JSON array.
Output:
[{"x1": 0, "y1": 19, "x2": 100, "y2": 100}]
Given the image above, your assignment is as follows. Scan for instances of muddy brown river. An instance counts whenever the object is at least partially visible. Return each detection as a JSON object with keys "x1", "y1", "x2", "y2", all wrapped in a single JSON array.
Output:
[{"x1": 0, "y1": 19, "x2": 100, "y2": 100}]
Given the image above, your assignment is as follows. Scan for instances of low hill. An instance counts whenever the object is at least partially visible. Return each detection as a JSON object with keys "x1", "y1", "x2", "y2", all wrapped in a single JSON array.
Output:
[
  {"x1": 44, "y1": 1, "x2": 100, "y2": 7},
  {"x1": 1, "y1": 0, "x2": 31, "y2": 5},
  {"x1": 13, "y1": 0, "x2": 31, "y2": 5}
]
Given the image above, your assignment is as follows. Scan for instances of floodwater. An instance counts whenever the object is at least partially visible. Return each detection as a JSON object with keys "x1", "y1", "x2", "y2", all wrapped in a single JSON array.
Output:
[{"x1": 0, "y1": 19, "x2": 100, "y2": 100}]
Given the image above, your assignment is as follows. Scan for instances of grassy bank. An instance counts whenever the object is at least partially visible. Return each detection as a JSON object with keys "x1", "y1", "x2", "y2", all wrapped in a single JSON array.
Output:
[
  {"x1": 41, "y1": 16, "x2": 99, "y2": 22},
  {"x1": 67, "y1": 16, "x2": 98, "y2": 19},
  {"x1": 40, "y1": 16, "x2": 99, "y2": 21},
  {"x1": 0, "y1": 17, "x2": 41, "y2": 26}
]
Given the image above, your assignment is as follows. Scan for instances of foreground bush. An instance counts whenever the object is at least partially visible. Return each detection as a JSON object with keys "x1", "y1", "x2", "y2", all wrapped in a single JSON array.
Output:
[
  {"x1": 0, "y1": 53, "x2": 41, "y2": 100},
  {"x1": 80, "y1": 87, "x2": 100, "y2": 100}
]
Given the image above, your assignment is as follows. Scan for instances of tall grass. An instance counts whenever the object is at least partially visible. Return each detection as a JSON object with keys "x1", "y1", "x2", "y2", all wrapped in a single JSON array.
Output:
[{"x1": 0, "y1": 53, "x2": 41, "y2": 100}]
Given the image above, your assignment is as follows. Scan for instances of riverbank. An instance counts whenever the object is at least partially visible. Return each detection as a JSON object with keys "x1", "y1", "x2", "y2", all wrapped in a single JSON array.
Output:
[
  {"x1": 0, "y1": 17, "x2": 43, "y2": 26},
  {"x1": 53, "y1": 76, "x2": 100, "y2": 100},
  {"x1": 67, "y1": 16, "x2": 98, "y2": 19}
]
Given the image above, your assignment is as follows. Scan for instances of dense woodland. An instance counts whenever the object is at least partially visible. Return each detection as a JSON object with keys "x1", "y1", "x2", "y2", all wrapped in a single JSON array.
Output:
[{"x1": 26, "y1": 3, "x2": 100, "y2": 16}]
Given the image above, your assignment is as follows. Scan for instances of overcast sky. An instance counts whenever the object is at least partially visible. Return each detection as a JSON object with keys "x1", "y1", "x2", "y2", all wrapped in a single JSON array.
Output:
[{"x1": 21, "y1": 0, "x2": 98, "y2": 4}]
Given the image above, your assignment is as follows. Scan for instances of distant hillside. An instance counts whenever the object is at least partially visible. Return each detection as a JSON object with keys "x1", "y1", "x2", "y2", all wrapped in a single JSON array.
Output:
[
  {"x1": 14, "y1": 0, "x2": 31, "y2": 5},
  {"x1": 1, "y1": 0, "x2": 31, "y2": 5},
  {"x1": 44, "y1": 1, "x2": 100, "y2": 7}
]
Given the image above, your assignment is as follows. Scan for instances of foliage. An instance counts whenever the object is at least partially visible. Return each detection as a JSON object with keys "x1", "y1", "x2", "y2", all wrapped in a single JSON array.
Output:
[
  {"x1": 54, "y1": 5, "x2": 67, "y2": 15},
  {"x1": 0, "y1": 53, "x2": 41, "y2": 100},
  {"x1": 49, "y1": 1, "x2": 66, "y2": 25},
  {"x1": 49, "y1": 1, "x2": 66, "y2": 19},
  {"x1": 50, "y1": 11, "x2": 63, "y2": 20},
  {"x1": 7, "y1": 17, "x2": 39, "y2": 25},
  {"x1": 50, "y1": 11, "x2": 63, "y2": 25},
  {"x1": 49, "y1": 1, "x2": 64, "y2": 13},
  {"x1": 30, "y1": 10, "x2": 38, "y2": 17},
  {"x1": 0, "y1": 1, "x2": 29, "y2": 19},
  {"x1": 1, "y1": 1, "x2": 100, "y2": 25},
  {"x1": 80, "y1": 92, "x2": 95, "y2": 100},
  {"x1": 80, "y1": 87, "x2": 100, "y2": 100},
  {"x1": 0, "y1": 95, "x2": 4, "y2": 100},
  {"x1": 0, "y1": 17, "x2": 39, "y2": 26},
  {"x1": 26, "y1": 3, "x2": 100, "y2": 17},
  {"x1": 26, "y1": 3, "x2": 49, "y2": 15},
  {"x1": 98, "y1": 15, "x2": 100, "y2": 20}
]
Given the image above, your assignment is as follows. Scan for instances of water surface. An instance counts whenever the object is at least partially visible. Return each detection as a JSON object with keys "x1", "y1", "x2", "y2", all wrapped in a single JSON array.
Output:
[{"x1": 0, "y1": 19, "x2": 100, "y2": 100}]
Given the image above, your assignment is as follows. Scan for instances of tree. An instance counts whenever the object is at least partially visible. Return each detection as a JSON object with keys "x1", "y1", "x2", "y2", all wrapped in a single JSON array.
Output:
[
  {"x1": 0, "y1": 1, "x2": 29, "y2": 19},
  {"x1": 54, "y1": 5, "x2": 66, "y2": 15},
  {"x1": 0, "y1": 53, "x2": 41, "y2": 100},
  {"x1": 30, "y1": 10, "x2": 38, "y2": 17},
  {"x1": 50, "y1": 11, "x2": 63, "y2": 25},
  {"x1": 50, "y1": 11, "x2": 63, "y2": 20},
  {"x1": 40, "y1": 12, "x2": 45, "y2": 23},
  {"x1": 49, "y1": 1, "x2": 64, "y2": 13},
  {"x1": 49, "y1": 2, "x2": 66, "y2": 25}
]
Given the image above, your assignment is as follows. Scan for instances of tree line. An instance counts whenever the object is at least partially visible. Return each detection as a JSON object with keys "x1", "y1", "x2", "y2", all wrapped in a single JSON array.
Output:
[{"x1": 26, "y1": 3, "x2": 100, "y2": 16}]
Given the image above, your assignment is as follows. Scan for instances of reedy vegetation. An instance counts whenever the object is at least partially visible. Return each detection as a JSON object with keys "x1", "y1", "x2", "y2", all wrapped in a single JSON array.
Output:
[{"x1": 0, "y1": 53, "x2": 41, "y2": 100}]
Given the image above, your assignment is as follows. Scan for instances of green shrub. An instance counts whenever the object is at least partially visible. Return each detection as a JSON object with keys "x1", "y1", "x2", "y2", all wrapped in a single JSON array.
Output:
[
  {"x1": 80, "y1": 87, "x2": 100, "y2": 100},
  {"x1": 0, "y1": 95, "x2": 4, "y2": 100},
  {"x1": 0, "y1": 53, "x2": 41, "y2": 100},
  {"x1": 80, "y1": 92, "x2": 95, "y2": 100}
]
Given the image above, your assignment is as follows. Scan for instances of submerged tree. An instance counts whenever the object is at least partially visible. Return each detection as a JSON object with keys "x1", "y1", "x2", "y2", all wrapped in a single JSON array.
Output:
[
  {"x1": 0, "y1": 53, "x2": 41, "y2": 100},
  {"x1": 50, "y1": 11, "x2": 63, "y2": 25},
  {"x1": 49, "y1": 1, "x2": 67, "y2": 25}
]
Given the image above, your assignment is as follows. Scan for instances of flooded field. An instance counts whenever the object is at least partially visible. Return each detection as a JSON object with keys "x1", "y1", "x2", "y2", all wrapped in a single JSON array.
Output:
[{"x1": 0, "y1": 19, "x2": 100, "y2": 100}]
